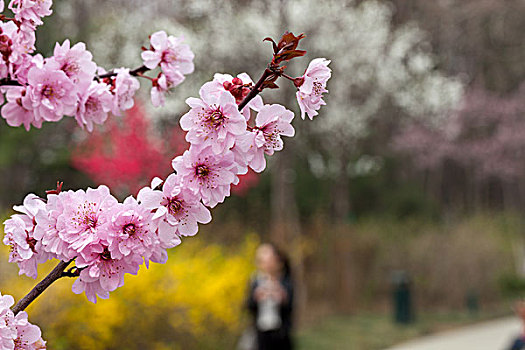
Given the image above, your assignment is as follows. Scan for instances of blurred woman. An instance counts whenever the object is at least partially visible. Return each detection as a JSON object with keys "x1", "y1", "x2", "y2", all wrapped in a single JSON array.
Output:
[{"x1": 247, "y1": 243, "x2": 294, "y2": 350}]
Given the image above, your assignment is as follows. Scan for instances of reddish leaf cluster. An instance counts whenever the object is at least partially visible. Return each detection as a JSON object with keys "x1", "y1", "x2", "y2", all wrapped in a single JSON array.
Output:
[
  {"x1": 264, "y1": 32, "x2": 306, "y2": 64},
  {"x1": 261, "y1": 31, "x2": 306, "y2": 90}
]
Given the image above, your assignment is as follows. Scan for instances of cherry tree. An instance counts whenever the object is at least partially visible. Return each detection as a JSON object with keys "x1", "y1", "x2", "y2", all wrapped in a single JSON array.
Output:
[
  {"x1": 0, "y1": 1, "x2": 331, "y2": 347},
  {"x1": 393, "y1": 85, "x2": 525, "y2": 211}
]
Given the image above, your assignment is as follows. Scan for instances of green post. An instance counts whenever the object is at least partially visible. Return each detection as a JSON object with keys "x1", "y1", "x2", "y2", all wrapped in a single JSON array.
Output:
[{"x1": 392, "y1": 271, "x2": 414, "y2": 324}]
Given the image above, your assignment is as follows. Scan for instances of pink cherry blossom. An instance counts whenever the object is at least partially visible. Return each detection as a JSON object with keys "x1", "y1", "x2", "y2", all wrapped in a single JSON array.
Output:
[
  {"x1": 296, "y1": 58, "x2": 331, "y2": 120},
  {"x1": 11, "y1": 53, "x2": 41, "y2": 86},
  {"x1": 26, "y1": 64, "x2": 77, "y2": 122},
  {"x1": 55, "y1": 186, "x2": 118, "y2": 254},
  {"x1": 12, "y1": 311, "x2": 46, "y2": 350},
  {"x1": 138, "y1": 173, "x2": 211, "y2": 248},
  {"x1": 3, "y1": 215, "x2": 40, "y2": 279},
  {"x1": 172, "y1": 145, "x2": 238, "y2": 208},
  {"x1": 111, "y1": 68, "x2": 140, "y2": 116},
  {"x1": 180, "y1": 84, "x2": 246, "y2": 154},
  {"x1": 9, "y1": 0, "x2": 53, "y2": 26},
  {"x1": 105, "y1": 196, "x2": 159, "y2": 260},
  {"x1": 75, "y1": 81, "x2": 113, "y2": 132},
  {"x1": 0, "y1": 292, "x2": 16, "y2": 350},
  {"x1": 150, "y1": 71, "x2": 184, "y2": 107},
  {"x1": 236, "y1": 104, "x2": 295, "y2": 172},
  {"x1": 141, "y1": 31, "x2": 194, "y2": 76},
  {"x1": 34, "y1": 192, "x2": 76, "y2": 262},
  {"x1": 48, "y1": 40, "x2": 96, "y2": 90},
  {"x1": 72, "y1": 244, "x2": 142, "y2": 303},
  {"x1": 1, "y1": 87, "x2": 40, "y2": 131},
  {"x1": 0, "y1": 21, "x2": 36, "y2": 81},
  {"x1": 210, "y1": 73, "x2": 263, "y2": 120},
  {"x1": 2, "y1": 194, "x2": 50, "y2": 279}
]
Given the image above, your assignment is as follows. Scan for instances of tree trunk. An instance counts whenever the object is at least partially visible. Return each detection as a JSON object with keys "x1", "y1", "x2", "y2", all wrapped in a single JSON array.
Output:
[
  {"x1": 333, "y1": 150, "x2": 350, "y2": 222},
  {"x1": 268, "y1": 0, "x2": 307, "y2": 325}
]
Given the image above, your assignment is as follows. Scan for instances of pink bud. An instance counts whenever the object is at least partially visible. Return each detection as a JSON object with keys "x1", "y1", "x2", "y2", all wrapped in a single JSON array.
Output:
[{"x1": 232, "y1": 77, "x2": 243, "y2": 85}]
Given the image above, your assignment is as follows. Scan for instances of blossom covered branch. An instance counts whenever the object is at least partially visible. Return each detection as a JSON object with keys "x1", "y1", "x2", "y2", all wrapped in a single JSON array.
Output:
[
  {"x1": 0, "y1": 0, "x2": 331, "y2": 348},
  {"x1": 0, "y1": 2, "x2": 194, "y2": 131}
]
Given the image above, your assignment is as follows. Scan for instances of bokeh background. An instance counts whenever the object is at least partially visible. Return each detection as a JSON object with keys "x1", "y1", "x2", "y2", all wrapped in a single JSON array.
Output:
[{"x1": 2, "y1": 0, "x2": 525, "y2": 349}]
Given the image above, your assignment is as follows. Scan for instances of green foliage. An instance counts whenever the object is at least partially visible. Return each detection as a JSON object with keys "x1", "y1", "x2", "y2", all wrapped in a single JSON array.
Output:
[{"x1": 499, "y1": 274, "x2": 525, "y2": 298}]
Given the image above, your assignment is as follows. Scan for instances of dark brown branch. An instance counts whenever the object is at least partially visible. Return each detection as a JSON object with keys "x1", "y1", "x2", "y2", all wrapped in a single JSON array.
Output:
[
  {"x1": 0, "y1": 78, "x2": 22, "y2": 86},
  {"x1": 238, "y1": 68, "x2": 272, "y2": 111},
  {"x1": 11, "y1": 260, "x2": 73, "y2": 315},
  {"x1": 61, "y1": 266, "x2": 81, "y2": 278},
  {"x1": 0, "y1": 64, "x2": 151, "y2": 87},
  {"x1": 97, "y1": 65, "x2": 149, "y2": 79}
]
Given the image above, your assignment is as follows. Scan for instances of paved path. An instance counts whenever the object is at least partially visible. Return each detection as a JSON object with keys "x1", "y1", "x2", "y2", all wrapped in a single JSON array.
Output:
[{"x1": 386, "y1": 317, "x2": 521, "y2": 350}]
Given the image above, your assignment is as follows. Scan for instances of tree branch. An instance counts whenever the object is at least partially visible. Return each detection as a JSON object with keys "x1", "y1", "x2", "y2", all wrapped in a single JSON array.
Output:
[
  {"x1": 11, "y1": 259, "x2": 73, "y2": 315},
  {"x1": 97, "y1": 65, "x2": 149, "y2": 79},
  {"x1": 0, "y1": 78, "x2": 22, "y2": 86},
  {"x1": 238, "y1": 68, "x2": 272, "y2": 111},
  {"x1": 0, "y1": 64, "x2": 151, "y2": 88}
]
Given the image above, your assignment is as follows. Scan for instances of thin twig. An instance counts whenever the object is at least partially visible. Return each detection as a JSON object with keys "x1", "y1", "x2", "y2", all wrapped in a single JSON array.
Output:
[
  {"x1": 97, "y1": 65, "x2": 149, "y2": 79},
  {"x1": 0, "y1": 78, "x2": 21, "y2": 86},
  {"x1": 238, "y1": 68, "x2": 272, "y2": 111},
  {"x1": 11, "y1": 260, "x2": 73, "y2": 315}
]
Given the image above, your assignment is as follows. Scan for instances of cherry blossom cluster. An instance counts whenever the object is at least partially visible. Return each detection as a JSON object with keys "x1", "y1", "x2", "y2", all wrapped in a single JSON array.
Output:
[
  {"x1": 0, "y1": 2, "x2": 333, "y2": 348},
  {"x1": 1, "y1": 11, "x2": 331, "y2": 350},
  {"x1": 0, "y1": 0, "x2": 194, "y2": 131},
  {"x1": 0, "y1": 292, "x2": 45, "y2": 350},
  {"x1": 2, "y1": 56, "x2": 330, "y2": 303}
]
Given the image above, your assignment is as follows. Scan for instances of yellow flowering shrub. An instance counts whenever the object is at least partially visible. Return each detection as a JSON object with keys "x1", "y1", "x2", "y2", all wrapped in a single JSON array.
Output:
[{"x1": 0, "y1": 232, "x2": 259, "y2": 350}]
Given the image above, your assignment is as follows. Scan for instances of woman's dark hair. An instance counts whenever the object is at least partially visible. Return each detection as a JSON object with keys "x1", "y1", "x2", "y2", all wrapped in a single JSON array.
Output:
[{"x1": 266, "y1": 243, "x2": 292, "y2": 280}]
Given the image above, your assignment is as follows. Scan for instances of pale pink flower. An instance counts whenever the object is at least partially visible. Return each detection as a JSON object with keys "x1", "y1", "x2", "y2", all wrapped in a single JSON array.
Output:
[
  {"x1": 296, "y1": 58, "x2": 331, "y2": 120},
  {"x1": 9, "y1": 0, "x2": 53, "y2": 26},
  {"x1": 180, "y1": 84, "x2": 246, "y2": 154},
  {"x1": 141, "y1": 31, "x2": 194, "y2": 76},
  {"x1": 0, "y1": 21, "x2": 36, "y2": 81},
  {"x1": 34, "y1": 193, "x2": 75, "y2": 262},
  {"x1": 0, "y1": 292, "x2": 16, "y2": 350},
  {"x1": 0, "y1": 1, "x2": 4, "y2": 12},
  {"x1": 138, "y1": 173, "x2": 211, "y2": 247},
  {"x1": 172, "y1": 145, "x2": 238, "y2": 208},
  {"x1": 55, "y1": 186, "x2": 118, "y2": 254},
  {"x1": 236, "y1": 104, "x2": 295, "y2": 172},
  {"x1": 0, "y1": 293, "x2": 46, "y2": 349},
  {"x1": 15, "y1": 22, "x2": 36, "y2": 54},
  {"x1": 12, "y1": 193, "x2": 46, "y2": 225},
  {"x1": 150, "y1": 71, "x2": 184, "y2": 107},
  {"x1": 111, "y1": 68, "x2": 140, "y2": 116},
  {"x1": 12, "y1": 311, "x2": 46, "y2": 350},
  {"x1": 26, "y1": 64, "x2": 77, "y2": 122},
  {"x1": 75, "y1": 81, "x2": 113, "y2": 132},
  {"x1": 48, "y1": 40, "x2": 96, "y2": 90},
  {"x1": 3, "y1": 194, "x2": 50, "y2": 279},
  {"x1": 3, "y1": 215, "x2": 39, "y2": 279},
  {"x1": 11, "y1": 53, "x2": 42, "y2": 86},
  {"x1": 212, "y1": 73, "x2": 263, "y2": 120},
  {"x1": 105, "y1": 196, "x2": 159, "y2": 260},
  {"x1": 1, "y1": 87, "x2": 40, "y2": 131},
  {"x1": 72, "y1": 244, "x2": 142, "y2": 303}
]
